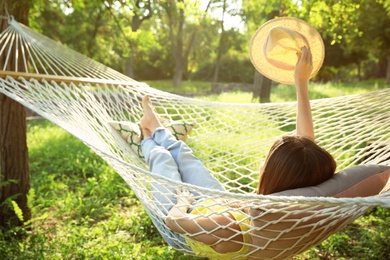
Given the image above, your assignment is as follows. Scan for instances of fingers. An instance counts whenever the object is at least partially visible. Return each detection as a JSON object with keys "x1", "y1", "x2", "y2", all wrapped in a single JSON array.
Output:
[
  {"x1": 296, "y1": 50, "x2": 302, "y2": 61},
  {"x1": 177, "y1": 188, "x2": 195, "y2": 204},
  {"x1": 176, "y1": 188, "x2": 191, "y2": 197},
  {"x1": 294, "y1": 46, "x2": 313, "y2": 83},
  {"x1": 301, "y1": 46, "x2": 313, "y2": 64},
  {"x1": 296, "y1": 46, "x2": 306, "y2": 61}
]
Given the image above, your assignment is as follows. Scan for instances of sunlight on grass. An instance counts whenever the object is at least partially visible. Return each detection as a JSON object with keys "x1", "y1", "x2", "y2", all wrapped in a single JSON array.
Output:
[
  {"x1": 147, "y1": 78, "x2": 388, "y2": 104},
  {"x1": 5, "y1": 120, "x2": 183, "y2": 259},
  {"x1": 145, "y1": 80, "x2": 211, "y2": 94},
  {"x1": 196, "y1": 91, "x2": 254, "y2": 103},
  {"x1": 9, "y1": 117, "x2": 387, "y2": 260},
  {"x1": 1, "y1": 79, "x2": 389, "y2": 259}
]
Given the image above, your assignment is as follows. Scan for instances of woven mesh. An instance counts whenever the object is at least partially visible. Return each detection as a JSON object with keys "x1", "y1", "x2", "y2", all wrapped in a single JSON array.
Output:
[{"x1": 1, "y1": 18, "x2": 389, "y2": 259}]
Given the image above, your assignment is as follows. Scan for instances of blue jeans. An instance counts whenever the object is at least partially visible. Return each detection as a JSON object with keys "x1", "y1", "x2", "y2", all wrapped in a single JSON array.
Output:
[{"x1": 141, "y1": 127, "x2": 225, "y2": 249}]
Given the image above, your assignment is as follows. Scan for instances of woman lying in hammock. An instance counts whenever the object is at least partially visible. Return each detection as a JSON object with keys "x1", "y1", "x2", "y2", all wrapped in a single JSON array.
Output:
[{"x1": 139, "y1": 46, "x2": 336, "y2": 259}]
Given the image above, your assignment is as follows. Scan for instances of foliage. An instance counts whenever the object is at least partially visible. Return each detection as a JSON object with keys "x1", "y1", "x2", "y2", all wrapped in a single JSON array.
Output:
[
  {"x1": 24, "y1": 0, "x2": 390, "y2": 84},
  {"x1": 190, "y1": 53, "x2": 254, "y2": 83},
  {"x1": 308, "y1": 207, "x2": 390, "y2": 259}
]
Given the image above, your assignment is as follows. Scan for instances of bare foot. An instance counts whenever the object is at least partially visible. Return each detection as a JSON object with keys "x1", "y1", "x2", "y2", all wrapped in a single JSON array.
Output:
[
  {"x1": 140, "y1": 95, "x2": 163, "y2": 138},
  {"x1": 140, "y1": 125, "x2": 152, "y2": 139}
]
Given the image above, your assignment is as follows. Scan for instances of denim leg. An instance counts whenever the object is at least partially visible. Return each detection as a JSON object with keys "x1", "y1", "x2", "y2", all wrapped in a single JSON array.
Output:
[
  {"x1": 141, "y1": 137, "x2": 190, "y2": 249},
  {"x1": 141, "y1": 137, "x2": 179, "y2": 214},
  {"x1": 152, "y1": 127, "x2": 225, "y2": 191},
  {"x1": 140, "y1": 129, "x2": 224, "y2": 250}
]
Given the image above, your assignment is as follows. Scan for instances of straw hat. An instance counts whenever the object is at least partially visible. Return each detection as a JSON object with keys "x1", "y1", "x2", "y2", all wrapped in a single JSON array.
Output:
[{"x1": 250, "y1": 17, "x2": 324, "y2": 85}]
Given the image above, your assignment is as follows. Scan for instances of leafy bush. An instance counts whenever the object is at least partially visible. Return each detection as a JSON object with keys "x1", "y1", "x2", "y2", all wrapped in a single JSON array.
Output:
[{"x1": 190, "y1": 56, "x2": 254, "y2": 83}]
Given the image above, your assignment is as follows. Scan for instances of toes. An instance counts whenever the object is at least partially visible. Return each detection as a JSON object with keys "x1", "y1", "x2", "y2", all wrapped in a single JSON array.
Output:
[{"x1": 142, "y1": 95, "x2": 151, "y2": 108}]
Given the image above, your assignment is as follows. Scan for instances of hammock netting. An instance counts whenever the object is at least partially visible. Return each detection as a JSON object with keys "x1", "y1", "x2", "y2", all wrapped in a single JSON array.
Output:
[{"x1": 1, "y1": 18, "x2": 390, "y2": 259}]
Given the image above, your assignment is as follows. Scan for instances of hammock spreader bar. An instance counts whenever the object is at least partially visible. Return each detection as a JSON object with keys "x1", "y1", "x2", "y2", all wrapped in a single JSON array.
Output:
[{"x1": 0, "y1": 70, "x2": 140, "y2": 86}]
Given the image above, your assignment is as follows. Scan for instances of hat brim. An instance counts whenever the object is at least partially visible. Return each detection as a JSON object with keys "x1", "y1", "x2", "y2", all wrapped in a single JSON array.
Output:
[{"x1": 250, "y1": 17, "x2": 325, "y2": 85}]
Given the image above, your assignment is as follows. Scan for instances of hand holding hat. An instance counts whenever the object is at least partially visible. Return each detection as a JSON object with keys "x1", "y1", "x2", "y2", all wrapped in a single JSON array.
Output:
[
  {"x1": 250, "y1": 17, "x2": 324, "y2": 85},
  {"x1": 295, "y1": 46, "x2": 313, "y2": 84}
]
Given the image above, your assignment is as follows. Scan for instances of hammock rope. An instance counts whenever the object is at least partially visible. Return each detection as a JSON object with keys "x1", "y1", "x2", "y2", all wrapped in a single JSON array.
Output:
[{"x1": 1, "y1": 19, "x2": 390, "y2": 259}]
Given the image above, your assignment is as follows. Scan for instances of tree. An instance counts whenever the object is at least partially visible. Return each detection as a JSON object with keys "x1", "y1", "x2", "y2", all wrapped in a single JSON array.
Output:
[
  {"x1": 161, "y1": 0, "x2": 186, "y2": 86},
  {"x1": 253, "y1": 71, "x2": 272, "y2": 103},
  {"x1": 105, "y1": 0, "x2": 153, "y2": 78},
  {"x1": 160, "y1": 0, "x2": 210, "y2": 86},
  {"x1": 212, "y1": 0, "x2": 227, "y2": 84},
  {"x1": 298, "y1": 0, "x2": 390, "y2": 82},
  {"x1": 243, "y1": 0, "x2": 283, "y2": 103},
  {"x1": 32, "y1": 1, "x2": 112, "y2": 62},
  {"x1": 244, "y1": 0, "x2": 390, "y2": 93},
  {"x1": 357, "y1": 1, "x2": 390, "y2": 82},
  {"x1": 0, "y1": 0, "x2": 31, "y2": 229}
]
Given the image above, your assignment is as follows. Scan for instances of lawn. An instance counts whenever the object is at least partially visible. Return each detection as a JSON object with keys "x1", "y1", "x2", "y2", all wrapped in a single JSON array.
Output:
[
  {"x1": 147, "y1": 78, "x2": 388, "y2": 103},
  {"x1": 1, "y1": 79, "x2": 389, "y2": 259}
]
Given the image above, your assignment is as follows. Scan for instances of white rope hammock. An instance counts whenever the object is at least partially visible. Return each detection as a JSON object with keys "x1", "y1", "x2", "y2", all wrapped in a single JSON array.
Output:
[{"x1": 1, "y1": 18, "x2": 390, "y2": 259}]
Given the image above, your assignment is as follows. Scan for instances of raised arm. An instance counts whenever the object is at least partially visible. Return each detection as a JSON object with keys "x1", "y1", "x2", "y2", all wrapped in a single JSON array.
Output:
[
  {"x1": 165, "y1": 191, "x2": 244, "y2": 253},
  {"x1": 295, "y1": 46, "x2": 314, "y2": 140}
]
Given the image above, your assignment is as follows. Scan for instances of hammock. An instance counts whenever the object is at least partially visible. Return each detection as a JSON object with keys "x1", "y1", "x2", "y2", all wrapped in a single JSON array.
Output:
[{"x1": 1, "y1": 17, "x2": 389, "y2": 259}]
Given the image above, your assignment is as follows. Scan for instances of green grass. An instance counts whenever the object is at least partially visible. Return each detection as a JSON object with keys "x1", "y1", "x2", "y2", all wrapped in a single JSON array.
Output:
[
  {"x1": 1, "y1": 120, "x2": 196, "y2": 260},
  {"x1": 270, "y1": 79, "x2": 389, "y2": 103},
  {"x1": 146, "y1": 78, "x2": 388, "y2": 103},
  {"x1": 145, "y1": 80, "x2": 211, "y2": 94},
  {"x1": 1, "y1": 79, "x2": 389, "y2": 259}
]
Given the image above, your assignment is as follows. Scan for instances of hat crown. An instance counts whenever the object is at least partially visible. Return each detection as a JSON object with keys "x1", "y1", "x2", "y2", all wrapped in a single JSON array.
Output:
[
  {"x1": 264, "y1": 26, "x2": 309, "y2": 71},
  {"x1": 249, "y1": 17, "x2": 325, "y2": 85}
]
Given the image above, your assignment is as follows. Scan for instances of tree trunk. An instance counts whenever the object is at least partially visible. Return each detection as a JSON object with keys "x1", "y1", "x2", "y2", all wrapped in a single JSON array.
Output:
[
  {"x1": 252, "y1": 70, "x2": 262, "y2": 100},
  {"x1": 260, "y1": 76, "x2": 272, "y2": 103},
  {"x1": 125, "y1": 57, "x2": 134, "y2": 78},
  {"x1": 357, "y1": 62, "x2": 361, "y2": 81},
  {"x1": 252, "y1": 70, "x2": 272, "y2": 103},
  {"x1": 212, "y1": 32, "x2": 223, "y2": 83},
  {"x1": 107, "y1": 1, "x2": 152, "y2": 80},
  {"x1": 0, "y1": 0, "x2": 31, "y2": 229},
  {"x1": 386, "y1": 54, "x2": 390, "y2": 85},
  {"x1": 124, "y1": 16, "x2": 141, "y2": 79},
  {"x1": 252, "y1": 10, "x2": 280, "y2": 103},
  {"x1": 168, "y1": 0, "x2": 185, "y2": 87},
  {"x1": 86, "y1": 6, "x2": 103, "y2": 59},
  {"x1": 173, "y1": 61, "x2": 183, "y2": 87},
  {"x1": 125, "y1": 4, "x2": 152, "y2": 79},
  {"x1": 212, "y1": 0, "x2": 227, "y2": 84}
]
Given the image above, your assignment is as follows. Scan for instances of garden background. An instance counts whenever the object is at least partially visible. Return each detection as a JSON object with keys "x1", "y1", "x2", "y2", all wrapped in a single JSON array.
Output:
[{"x1": 1, "y1": 0, "x2": 389, "y2": 259}]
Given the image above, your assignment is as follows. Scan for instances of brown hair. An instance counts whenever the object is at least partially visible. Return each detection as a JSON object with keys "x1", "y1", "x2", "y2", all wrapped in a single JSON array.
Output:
[{"x1": 256, "y1": 136, "x2": 336, "y2": 195}]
